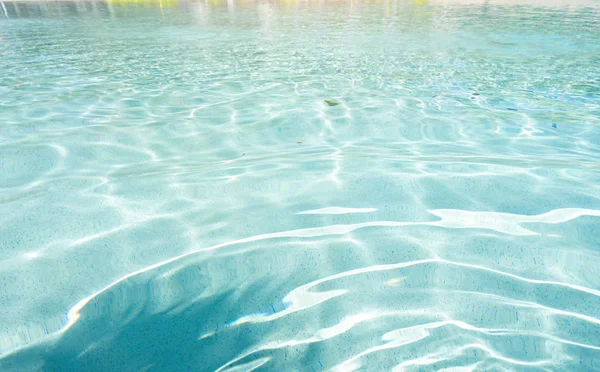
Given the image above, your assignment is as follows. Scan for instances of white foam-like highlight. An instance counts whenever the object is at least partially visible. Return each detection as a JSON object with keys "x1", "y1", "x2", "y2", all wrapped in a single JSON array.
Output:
[
  {"x1": 217, "y1": 312, "x2": 382, "y2": 372},
  {"x1": 24, "y1": 251, "x2": 40, "y2": 259},
  {"x1": 429, "y1": 291, "x2": 600, "y2": 352},
  {"x1": 340, "y1": 319, "x2": 561, "y2": 371},
  {"x1": 429, "y1": 208, "x2": 600, "y2": 236},
  {"x1": 60, "y1": 222, "x2": 391, "y2": 346},
  {"x1": 68, "y1": 206, "x2": 600, "y2": 251},
  {"x1": 220, "y1": 357, "x2": 271, "y2": 372},
  {"x1": 4, "y1": 208, "x2": 597, "y2": 357},
  {"x1": 391, "y1": 353, "x2": 449, "y2": 370},
  {"x1": 232, "y1": 289, "x2": 348, "y2": 326},
  {"x1": 69, "y1": 215, "x2": 168, "y2": 247},
  {"x1": 233, "y1": 257, "x2": 600, "y2": 329},
  {"x1": 296, "y1": 207, "x2": 377, "y2": 215},
  {"x1": 70, "y1": 235, "x2": 600, "y2": 347},
  {"x1": 435, "y1": 363, "x2": 480, "y2": 372},
  {"x1": 232, "y1": 259, "x2": 437, "y2": 327},
  {"x1": 331, "y1": 359, "x2": 362, "y2": 372},
  {"x1": 493, "y1": 294, "x2": 600, "y2": 326},
  {"x1": 441, "y1": 259, "x2": 600, "y2": 297},
  {"x1": 49, "y1": 143, "x2": 68, "y2": 157},
  {"x1": 333, "y1": 321, "x2": 433, "y2": 371},
  {"x1": 403, "y1": 319, "x2": 600, "y2": 352},
  {"x1": 70, "y1": 224, "x2": 135, "y2": 247},
  {"x1": 61, "y1": 251, "x2": 600, "y2": 352},
  {"x1": 1, "y1": 2, "x2": 8, "y2": 18},
  {"x1": 455, "y1": 343, "x2": 554, "y2": 366},
  {"x1": 390, "y1": 340, "x2": 554, "y2": 371}
]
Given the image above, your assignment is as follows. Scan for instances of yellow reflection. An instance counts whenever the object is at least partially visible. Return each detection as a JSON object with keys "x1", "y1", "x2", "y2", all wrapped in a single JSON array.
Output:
[
  {"x1": 106, "y1": 0, "x2": 178, "y2": 8},
  {"x1": 413, "y1": 0, "x2": 428, "y2": 4}
]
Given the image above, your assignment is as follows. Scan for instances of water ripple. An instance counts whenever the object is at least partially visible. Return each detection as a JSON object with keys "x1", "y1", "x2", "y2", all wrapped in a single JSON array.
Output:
[{"x1": 1, "y1": 0, "x2": 600, "y2": 370}]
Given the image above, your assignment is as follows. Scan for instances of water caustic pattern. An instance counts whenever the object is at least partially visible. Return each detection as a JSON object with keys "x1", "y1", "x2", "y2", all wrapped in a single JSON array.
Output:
[{"x1": 1, "y1": 0, "x2": 600, "y2": 370}]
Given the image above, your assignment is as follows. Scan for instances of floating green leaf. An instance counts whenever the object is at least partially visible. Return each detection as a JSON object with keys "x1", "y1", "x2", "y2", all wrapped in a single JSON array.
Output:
[{"x1": 324, "y1": 99, "x2": 339, "y2": 106}]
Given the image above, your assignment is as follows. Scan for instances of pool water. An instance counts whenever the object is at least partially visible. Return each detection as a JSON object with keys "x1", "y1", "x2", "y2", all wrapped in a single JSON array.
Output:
[{"x1": 1, "y1": 0, "x2": 600, "y2": 370}]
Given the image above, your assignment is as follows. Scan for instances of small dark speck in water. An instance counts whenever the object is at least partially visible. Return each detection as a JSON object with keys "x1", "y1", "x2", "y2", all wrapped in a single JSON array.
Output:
[
  {"x1": 507, "y1": 108, "x2": 518, "y2": 111},
  {"x1": 324, "y1": 99, "x2": 339, "y2": 106},
  {"x1": 472, "y1": 93, "x2": 480, "y2": 96},
  {"x1": 552, "y1": 123, "x2": 557, "y2": 129},
  {"x1": 242, "y1": 153, "x2": 246, "y2": 156},
  {"x1": 297, "y1": 142, "x2": 303, "y2": 144}
]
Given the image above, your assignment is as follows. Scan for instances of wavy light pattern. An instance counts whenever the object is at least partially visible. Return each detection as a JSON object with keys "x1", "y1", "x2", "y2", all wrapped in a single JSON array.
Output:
[{"x1": 1, "y1": 0, "x2": 600, "y2": 370}]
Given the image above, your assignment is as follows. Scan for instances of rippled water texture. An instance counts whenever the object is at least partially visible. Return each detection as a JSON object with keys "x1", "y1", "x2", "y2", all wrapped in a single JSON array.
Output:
[{"x1": 1, "y1": 0, "x2": 600, "y2": 370}]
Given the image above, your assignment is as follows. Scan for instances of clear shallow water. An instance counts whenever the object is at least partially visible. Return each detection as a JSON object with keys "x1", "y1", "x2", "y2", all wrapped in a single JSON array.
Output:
[{"x1": 1, "y1": 0, "x2": 600, "y2": 370}]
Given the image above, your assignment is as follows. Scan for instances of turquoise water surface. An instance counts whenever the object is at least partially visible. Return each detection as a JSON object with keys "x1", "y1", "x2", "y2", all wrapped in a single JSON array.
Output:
[{"x1": 1, "y1": 0, "x2": 600, "y2": 370}]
